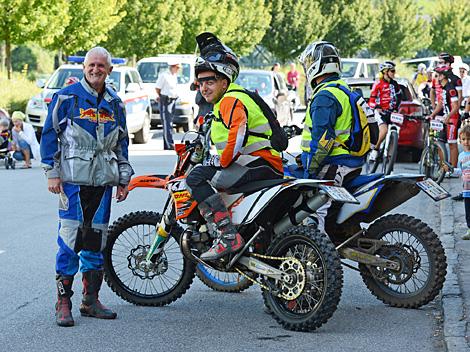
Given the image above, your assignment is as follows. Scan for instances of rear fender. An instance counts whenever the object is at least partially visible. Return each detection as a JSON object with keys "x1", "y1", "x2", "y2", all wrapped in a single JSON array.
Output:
[{"x1": 128, "y1": 174, "x2": 168, "y2": 191}]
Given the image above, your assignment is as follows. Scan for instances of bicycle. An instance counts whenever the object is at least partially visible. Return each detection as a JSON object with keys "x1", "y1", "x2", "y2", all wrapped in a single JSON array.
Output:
[
  {"x1": 366, "y1": 111, "x2": 404, "y2": 175},
  {"x1": 418, "y1": 116, "x2": 449, "y2": 184}
]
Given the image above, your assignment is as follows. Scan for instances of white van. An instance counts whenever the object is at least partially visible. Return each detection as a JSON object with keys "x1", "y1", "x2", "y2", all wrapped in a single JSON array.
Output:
[
  {"x1": 340, "y1": 58, "x2": 380, "y2": 79},
  {"x1": 401, "y1": 56, "x2": 464, "y2": 76},
  {"x1": 137, "y1": 54, "x2": 197, "y2": 132}
]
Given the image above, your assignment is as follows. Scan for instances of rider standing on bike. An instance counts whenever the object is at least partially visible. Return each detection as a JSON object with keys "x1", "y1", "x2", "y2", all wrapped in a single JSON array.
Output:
[
  {"x1": 298, "y1": 41, "x2": 364, "y2": 232},
  {"x1": 186, "y1": 32, "x2": 283, "y2": 261},
  {"x1": 368, "y1": 61, "x2": 402, "y2": 162},
  {"x1": 429, "y1": 65, "x2": 460, "y2": 169}
]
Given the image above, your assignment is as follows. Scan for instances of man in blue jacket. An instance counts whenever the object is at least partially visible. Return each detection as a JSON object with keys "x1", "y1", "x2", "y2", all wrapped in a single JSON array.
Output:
[{"x1": 41, "y1": 47, "x2": 134, "y2": 327}]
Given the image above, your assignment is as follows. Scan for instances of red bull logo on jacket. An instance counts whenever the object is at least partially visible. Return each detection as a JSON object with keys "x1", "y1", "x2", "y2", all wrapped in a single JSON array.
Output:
[{"x1": 79, "y1": 108, "x2": 115, "y2": 123}]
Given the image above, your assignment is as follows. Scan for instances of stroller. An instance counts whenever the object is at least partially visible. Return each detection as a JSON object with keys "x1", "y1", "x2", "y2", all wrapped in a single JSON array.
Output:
[{"x1": 0, "y1": 108, "x2": 15, "y2": 169}]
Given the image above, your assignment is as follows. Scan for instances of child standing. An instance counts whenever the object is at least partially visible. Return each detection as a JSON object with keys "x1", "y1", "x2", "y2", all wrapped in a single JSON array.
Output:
[{"x1": 458, "y1": 124, "x2": 470, "y2": 239}]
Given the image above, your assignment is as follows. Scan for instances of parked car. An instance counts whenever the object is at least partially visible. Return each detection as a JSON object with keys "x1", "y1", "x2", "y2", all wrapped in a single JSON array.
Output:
[
  {"x1": 401, "y1": 56, "x2": 464, "y2": 76},
  {"x1": 26, "y1": 62, "x2": 152, "y2": 143},
  {"x1": 344, "y1": 77, "x2": 425, "y2": 161},
  {"x1": 235, "y1": 69, "x2": 292, "y2": 126},
  {"x1": 136, "y1": 54, "x2": 197, "y2": 132},
  {"x1": 341, "y1": 58, "x2": 380, "y2": 79}
]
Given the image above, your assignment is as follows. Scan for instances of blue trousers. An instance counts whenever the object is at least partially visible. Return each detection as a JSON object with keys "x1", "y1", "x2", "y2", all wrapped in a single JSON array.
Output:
[
  {"x1": 56, "y1": 183, "x2": 113, "y2": 276},
  {"x1": 159, "y1": 95, "x2": 176, "y2": 150}
]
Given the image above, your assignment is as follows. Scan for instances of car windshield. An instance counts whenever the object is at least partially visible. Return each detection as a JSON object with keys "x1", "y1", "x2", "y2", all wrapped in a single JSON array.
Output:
[
  {"x1": 235, "y1": 72, "x2": 273, "y2": 95},
  {"x1": 47, "y1": 68, "x2": 121, "y2": 91},
  {"x1": 340, "y1": 61, "x2": 359, "y2": 77},
  {"x1": 349, "y1": 84, "x2": 373, "y2": 101},
  {"x1": 137, "y1": 62, "x2": 191, "y2": 84}
]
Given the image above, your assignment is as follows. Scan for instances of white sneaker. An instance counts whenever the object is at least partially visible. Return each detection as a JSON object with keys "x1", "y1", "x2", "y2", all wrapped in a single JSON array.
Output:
[{"x1": 368, "y1": 150, "x2": 378, "y2": 162}]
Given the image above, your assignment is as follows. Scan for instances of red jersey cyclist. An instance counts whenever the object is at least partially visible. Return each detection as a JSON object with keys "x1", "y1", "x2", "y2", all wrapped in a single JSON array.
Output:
[{"x1": 368, "y1": 61, "x2": 402, "y2": 162}]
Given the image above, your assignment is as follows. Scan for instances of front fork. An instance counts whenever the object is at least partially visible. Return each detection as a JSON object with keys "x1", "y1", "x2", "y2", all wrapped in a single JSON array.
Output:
[{"x1": 145, "y1": 197, "x2": 175, "y2": 262}]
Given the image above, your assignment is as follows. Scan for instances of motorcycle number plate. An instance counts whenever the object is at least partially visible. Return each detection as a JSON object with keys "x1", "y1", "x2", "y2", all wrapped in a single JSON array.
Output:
[
  {"x1": 390, "y1": 113, "x2": 404, "y2": 125},
  {"x1": 416, "y1": 179, "x2": 450, "y2": 201},
  {"x1": 319, "y1": 185, "x2": 359, "y2": 204},
  {"x1": 430, "y1": 120, "x2": 444, "y2": 131}
]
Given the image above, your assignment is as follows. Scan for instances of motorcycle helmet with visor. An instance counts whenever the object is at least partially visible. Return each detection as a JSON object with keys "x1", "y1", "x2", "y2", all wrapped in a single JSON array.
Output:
[
  {"x1": 299, "y1": 41, "x2": 341, "y2": 88},
  {"x1": 194, "y1": 32, "x2": 239, "y2": 83}
]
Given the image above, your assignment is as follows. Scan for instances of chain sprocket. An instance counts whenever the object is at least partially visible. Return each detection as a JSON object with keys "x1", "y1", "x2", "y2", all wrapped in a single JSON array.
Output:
[{"x1": 234, "y1": 253, "x2": 305, "y2": 300}]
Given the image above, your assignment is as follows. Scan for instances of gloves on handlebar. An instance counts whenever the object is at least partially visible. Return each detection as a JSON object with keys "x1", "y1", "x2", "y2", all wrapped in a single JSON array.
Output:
[{"x1": 203, "y1": 155, "x2": 221, "y2": 167}]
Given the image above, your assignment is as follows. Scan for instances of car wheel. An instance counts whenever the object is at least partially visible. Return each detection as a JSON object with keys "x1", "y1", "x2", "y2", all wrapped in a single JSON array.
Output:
[{"x1": 133, "y1": 111, "x2": 151, "y2": 144}]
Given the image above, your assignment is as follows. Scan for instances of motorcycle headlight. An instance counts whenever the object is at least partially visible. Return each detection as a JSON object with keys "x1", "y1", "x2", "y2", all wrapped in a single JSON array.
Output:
[{"x1": 27, "y1": 95, "x2": 46, "y2": 110}]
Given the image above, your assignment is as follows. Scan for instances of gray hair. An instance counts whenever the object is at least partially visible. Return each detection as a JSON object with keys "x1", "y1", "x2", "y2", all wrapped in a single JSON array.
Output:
[
  {"x1": 84, "y1": 47, "x2": 112, "y2": 66},
  {"x1": 0, "y1": 118, "x2": 9, "y2": 128}
]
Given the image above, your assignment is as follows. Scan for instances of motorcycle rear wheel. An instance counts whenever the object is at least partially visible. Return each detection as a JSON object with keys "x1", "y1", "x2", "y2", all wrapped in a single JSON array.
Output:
[
  {"x1": 104, "y1": 211, "x2": 196, "y2": 306},
  {"x1": 359, "y1": 214, "x2": 447, "y2": 308},
  {"x1": 262, "y1": 226, "x2": 343, "y2": 332},
  {"x1": 196, "y1": 264, "x2": 255, "y2": 293}
]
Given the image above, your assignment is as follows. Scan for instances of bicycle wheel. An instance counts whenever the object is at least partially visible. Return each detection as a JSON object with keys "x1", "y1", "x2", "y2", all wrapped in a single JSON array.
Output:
[
  {"x1": 418, "y1": 142, "x2": 447, "y2": 184},
  {"x1": 382, "y1": 131, "x2": 398, "y2": 175}
]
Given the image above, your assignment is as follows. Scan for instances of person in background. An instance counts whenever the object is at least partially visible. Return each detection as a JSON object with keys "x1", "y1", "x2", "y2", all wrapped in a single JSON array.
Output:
[
  {"x1": 271, "y1": 62, "x2": 281, "y2": 73},
  {"x1": 41, "y1": 46, "x2": 134, "y2": 327},
  {"x1": 286, "y1": 63, "x2": 300, "y2": 91},
  {"x1": 412, "y1": 63, "x2": 428, "y2": 90},
  {"x1": 456, "y1": 125, "x2": 470, "y2": 239},
  {"x1": 10, "y1": 111, "x2": 40, "y2": 168},
  {"x1": 155, "y1": 60, "x2": 181, "y2": 150},
  {"x1": 459, "y1": 63, "x2": 470, "y2": 101}
]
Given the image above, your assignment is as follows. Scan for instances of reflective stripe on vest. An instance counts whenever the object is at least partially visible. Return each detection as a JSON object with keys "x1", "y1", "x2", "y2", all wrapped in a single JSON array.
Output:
[
  {"x1": 212, "y1": 83, "x2": 280, "y2": 157},
  {"x1": 301, "y1": 79, "x2": 353, "y2": 156}
]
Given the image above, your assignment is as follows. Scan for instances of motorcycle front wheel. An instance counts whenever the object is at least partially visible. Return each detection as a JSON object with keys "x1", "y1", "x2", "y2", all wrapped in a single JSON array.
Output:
[
  {"x1": 360, "y1": 214, "x2": 447, "y2": 308},
  {"x1": 104, "y1": 211, "x2": 196, "y2": 306},
  {"x1": 262, "y1": 226, "x2": 343, "y2": 332}
]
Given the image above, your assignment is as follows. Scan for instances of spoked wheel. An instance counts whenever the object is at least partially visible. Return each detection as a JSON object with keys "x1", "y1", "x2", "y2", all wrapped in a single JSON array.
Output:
[
  {"x1": 359, "y1": 214, "x2": 447, "y2": 308},
  {"x1": 262, "y1": 226, "x2": 343, "y2": 332},
  {"x1": 104, "y1": 211, "x2": 196, "y2": 306},
  {"x1": 418, "y1": 142, "x2": 447, "y2": 184},
  {"x1": 196, "y1": 264, "x2": 255, "y2": 293},
  {"x1": 382, "y1": 131, "x2": 398, "y2": 175}
]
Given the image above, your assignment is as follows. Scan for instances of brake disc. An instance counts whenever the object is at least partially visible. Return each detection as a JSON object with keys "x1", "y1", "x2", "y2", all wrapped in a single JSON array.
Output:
[{"x1": 127, "y1": 244, "x2": 168, "y2": 279}]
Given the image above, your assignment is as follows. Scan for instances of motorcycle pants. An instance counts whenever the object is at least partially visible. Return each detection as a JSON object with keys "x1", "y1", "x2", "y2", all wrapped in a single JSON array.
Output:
[
  {"x1": 55, "y1": 183, "x2": 113, "y2": 276},
  {"x1": 186, "y1": 155, "x2": 283, "y2": 203}
]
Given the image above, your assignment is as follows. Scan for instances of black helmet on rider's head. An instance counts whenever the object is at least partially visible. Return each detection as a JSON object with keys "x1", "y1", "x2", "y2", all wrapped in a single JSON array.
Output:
[
  {"x1": 438, "y1": 52, "x2": 454, "y2": 64},
  {"x1": 298, "y1": 41, "x2": 341, "y2": 88},
  {"x1": 195, "y1": 32, "x2": 239, "y2": 83}
]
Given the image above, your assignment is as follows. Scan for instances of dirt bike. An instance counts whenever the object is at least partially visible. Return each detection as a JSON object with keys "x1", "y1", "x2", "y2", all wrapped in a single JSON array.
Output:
[
  {"x1": 103, "y1": 116, "x2": 360, "y2": 331},
  {"x1": 283, "y1": 124, "x2": 448, "y2": 309}
]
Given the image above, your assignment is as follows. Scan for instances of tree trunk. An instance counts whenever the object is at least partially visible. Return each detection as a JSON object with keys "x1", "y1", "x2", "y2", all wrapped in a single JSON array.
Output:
[
  {"x1": 0, "y1": 41, "x2": 5, "y2": 73},
  {"x1": 5, "y1": 39, "x2": 12, "y2": 80}
]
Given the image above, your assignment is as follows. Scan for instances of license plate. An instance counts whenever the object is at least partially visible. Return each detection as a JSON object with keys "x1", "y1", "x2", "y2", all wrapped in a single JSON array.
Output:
[
  {"x1": 390, "y1": 113, "x2": 404, "y2": 125},
  {"x1": 416, "y1": 179, "x2": 450, "y2": 201},
  {"x1": 430, "y1": 120, "x2": 444, "y2": 131},
  {"x1": 435, "y1": 115, "x2": 445, "y2": 122},
  {"x1": 320, "y1": 185, "x2": 359, "y2": 204}
]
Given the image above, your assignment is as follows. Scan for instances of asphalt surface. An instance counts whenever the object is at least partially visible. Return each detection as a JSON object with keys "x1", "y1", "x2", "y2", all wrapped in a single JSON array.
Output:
[{"x1": 0, "y1": 146, "x2": 446, "y2": 352}]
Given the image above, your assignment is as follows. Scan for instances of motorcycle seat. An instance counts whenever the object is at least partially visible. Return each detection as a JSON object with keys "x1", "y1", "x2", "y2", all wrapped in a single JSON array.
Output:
[
  {"x1": 343, "y1": 173, "x2": 383, "y2": 192},
  {"x1": 224, "y1": 178, "x2": 287, "y2": 195}
]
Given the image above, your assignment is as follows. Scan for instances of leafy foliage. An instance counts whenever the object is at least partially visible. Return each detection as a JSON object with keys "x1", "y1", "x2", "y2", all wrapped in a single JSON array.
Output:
[
  {"x1": 11, "y1": 45, "x2": 37, "y2": 72},
  {"x1": 370, "y1": 0, "x2": 432, "y2": 59},
  {"x1": 322, "y1": 0, "x2": 380, "y2": 57},
  {"x1": 261, "y1": 0, "x2": 330, "y2": 62},
  {"x1": 105, "y1": 0, "x2": 184, "y2": 58},
  {"x1": 430, "y1": 0, "x2": 470, "y2": 56}
]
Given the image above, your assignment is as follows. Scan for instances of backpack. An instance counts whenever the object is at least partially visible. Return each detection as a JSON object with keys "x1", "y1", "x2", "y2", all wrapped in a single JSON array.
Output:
[
  {"x1": 226, "y1": 88, "x2": 289, "y2": 152},
  {"x1": 325, "y1": 83, "x2": 379, "y2": 157}
]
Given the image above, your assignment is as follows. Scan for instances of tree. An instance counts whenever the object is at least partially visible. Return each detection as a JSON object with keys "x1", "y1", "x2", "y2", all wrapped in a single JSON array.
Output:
[
  {"x1": 370, "y1": 0, "x2": 431, "y2": 59},
  {"x1": 261, "y1": 0, "x2": 331, "y2": 62},
  {"x1": 48, "y1": 0, "x2": 126, "y2": 57},
  {"x1": 322, "y1": 0, "x2": 379, "y2": 57},
  {"x1": 430, "y1": 0, "x2": 470, "y2": 56},
  {"x1": 0, "y1": 0, "x2": 69, "y2": 79},
  {"x1": 105, "y1": 0, "x2": 184, "y2": 59},
  {"x1": 11, "y1": 45, "x2": 37, "y2": 72}
]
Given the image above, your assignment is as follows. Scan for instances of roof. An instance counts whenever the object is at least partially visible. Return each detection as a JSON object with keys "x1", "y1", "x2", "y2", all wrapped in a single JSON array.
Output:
[{"x1": 57, "y1": 64, "x2": 136, "y2": 72}]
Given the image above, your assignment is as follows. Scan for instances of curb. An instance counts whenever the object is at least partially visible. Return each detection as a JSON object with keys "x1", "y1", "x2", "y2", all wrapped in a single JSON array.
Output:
[{"x1": 439, "y1": 179, "x2": 468, "y2": 352}]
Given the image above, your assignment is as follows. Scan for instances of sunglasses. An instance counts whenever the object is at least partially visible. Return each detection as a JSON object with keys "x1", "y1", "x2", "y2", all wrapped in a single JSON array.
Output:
[{"x1": 389, "y1": 69, "x2": 396, "y2": 73}]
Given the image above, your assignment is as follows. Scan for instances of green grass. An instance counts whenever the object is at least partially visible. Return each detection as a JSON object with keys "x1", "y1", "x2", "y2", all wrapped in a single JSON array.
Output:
[{"x1": 0, "y1": 72, "x2": 41, "y2": 114}]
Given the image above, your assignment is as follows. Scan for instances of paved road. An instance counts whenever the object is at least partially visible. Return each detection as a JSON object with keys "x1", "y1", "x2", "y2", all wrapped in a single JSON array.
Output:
[{"x1": 0, "y1": 152, "x2": 446, "y2": 352}]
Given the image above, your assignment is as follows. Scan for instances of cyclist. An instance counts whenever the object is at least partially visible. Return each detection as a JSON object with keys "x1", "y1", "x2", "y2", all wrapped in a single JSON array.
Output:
[
  {"x1": 429, "y1": 65, "x2": 460, "y2": 171},
  {"x1": 412, "y1": 63, "x2": 428, "y2": 89},
  {"x1": 368, "y1": 61, "x2": 402, "y2": 162},
  {"x1": 431, "y1": 53, "x2": 463, "y2": 108},
  {"x1": 186, "y1": 32, "x2": 283, "y2": 261}
]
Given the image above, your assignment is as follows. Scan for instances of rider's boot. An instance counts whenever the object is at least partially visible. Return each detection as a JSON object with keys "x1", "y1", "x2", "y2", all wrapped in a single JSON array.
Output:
[
  {"x1": 199, "y1": 193, "x2": 245, "y2": 261},
  {"x1": 79, "y1": 270, "x2": 117, "y2": 319},
  {"x1": 55, "y1": 275, "x2": 74, "y2": 327}
]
